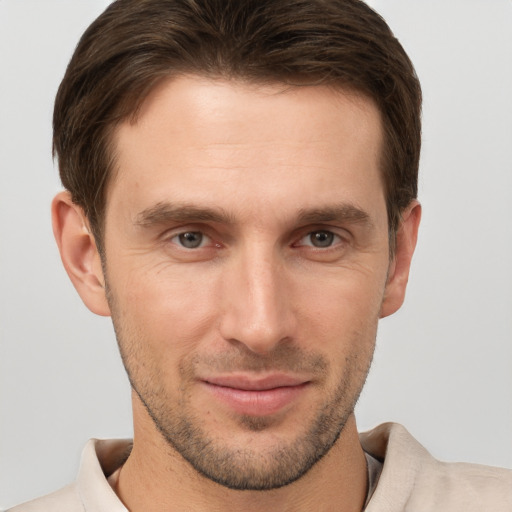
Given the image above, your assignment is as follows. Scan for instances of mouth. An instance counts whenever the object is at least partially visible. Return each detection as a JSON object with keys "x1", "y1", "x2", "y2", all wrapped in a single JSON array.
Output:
[{"x1": 200, "y1": 374, "x2": 311, "y2": 416}]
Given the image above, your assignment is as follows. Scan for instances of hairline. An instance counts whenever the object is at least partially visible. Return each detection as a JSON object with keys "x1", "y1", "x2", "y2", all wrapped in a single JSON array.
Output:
[{"x1": 91, "y1": 72, "x2": 403, "y2": 258}]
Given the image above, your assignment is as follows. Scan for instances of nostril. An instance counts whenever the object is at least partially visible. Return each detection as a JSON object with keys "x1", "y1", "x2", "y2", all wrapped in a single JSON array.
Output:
[{"x1": 218, "y1": 253, "x2": 296, "y2": 353}]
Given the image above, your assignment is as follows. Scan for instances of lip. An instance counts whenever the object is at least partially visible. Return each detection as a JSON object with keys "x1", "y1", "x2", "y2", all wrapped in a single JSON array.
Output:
[{"x1": 200, "y1": 374, "x2": 310, "y2": 416}]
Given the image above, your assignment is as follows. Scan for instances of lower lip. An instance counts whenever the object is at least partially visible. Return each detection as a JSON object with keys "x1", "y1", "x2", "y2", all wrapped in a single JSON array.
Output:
[{"x1": 202, "y1": 382, "x2": 309, "y2": 416}]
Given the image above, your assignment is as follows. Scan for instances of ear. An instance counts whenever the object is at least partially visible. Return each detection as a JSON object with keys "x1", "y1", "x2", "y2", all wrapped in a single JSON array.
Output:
[
  {"x1": 380, "y1": 200, "x2": 421, "y2": 318},
  {"x1": 52, "y1": 191, "x2": 111, "y2": 316}
]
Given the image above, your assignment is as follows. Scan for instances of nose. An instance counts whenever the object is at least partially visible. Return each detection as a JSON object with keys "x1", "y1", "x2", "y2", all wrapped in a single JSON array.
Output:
[{"x1": 218, "y1": 245, "x2": 296, "y2": 355}]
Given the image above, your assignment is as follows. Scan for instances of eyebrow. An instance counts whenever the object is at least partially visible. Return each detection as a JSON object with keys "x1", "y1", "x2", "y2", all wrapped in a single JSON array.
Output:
[
  {"x1": 134, "y1": 202, "x2": 235, "y2": 227},
  {"x1": 134, "y1": 201, "x2": 373, "y2": 229},
  {"x1": 296, "y1": 204, "x2": 373, "y2": 229}
]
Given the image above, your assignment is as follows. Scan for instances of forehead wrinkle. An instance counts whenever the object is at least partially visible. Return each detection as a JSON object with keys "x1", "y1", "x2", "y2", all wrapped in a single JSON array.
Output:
[{"x1": 134, "y1": 201, "x2": 236, "y2": 227}]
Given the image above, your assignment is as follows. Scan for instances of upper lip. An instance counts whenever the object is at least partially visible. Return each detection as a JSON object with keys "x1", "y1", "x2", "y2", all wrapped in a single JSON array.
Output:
[{"x1": 202, "y1": 374, "x2": 309, "y2": 391}]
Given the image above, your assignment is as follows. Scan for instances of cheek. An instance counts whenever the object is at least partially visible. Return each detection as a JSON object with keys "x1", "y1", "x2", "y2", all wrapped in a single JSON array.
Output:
[
  {"x1": 300, "y1": 263, "x2": 387, "y2": 314},
  {"x1": 111, "y1": 262, "x2": 222, "y2": 355},
  {"x1": 294, "y1": 267, "x2": 385, "y2": 354}
]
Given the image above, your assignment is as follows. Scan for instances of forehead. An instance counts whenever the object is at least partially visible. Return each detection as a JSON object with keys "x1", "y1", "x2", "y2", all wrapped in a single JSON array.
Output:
[
  {"x1": 109, "y1": 75, "x2": 385, "y2": 228},
  {"x1": 122, "y1": 76, "x2": 382, "y2": 154}
]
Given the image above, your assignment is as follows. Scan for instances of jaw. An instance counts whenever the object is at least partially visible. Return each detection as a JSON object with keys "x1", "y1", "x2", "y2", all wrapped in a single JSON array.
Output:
[{"x1": 125, "y1": 395, "x2": 367, "y2": 512}]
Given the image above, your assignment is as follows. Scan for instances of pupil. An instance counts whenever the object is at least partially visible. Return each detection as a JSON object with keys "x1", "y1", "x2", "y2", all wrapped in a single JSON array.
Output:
[
  {"x1": 312, "y1": 231, "x2": 333, "y2": 247},
  {"x1": 179, "y1": 232, "x2": 202, "y2": 248}
]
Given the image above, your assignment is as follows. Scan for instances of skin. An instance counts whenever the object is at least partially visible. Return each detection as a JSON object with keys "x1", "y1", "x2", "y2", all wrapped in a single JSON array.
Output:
[{"x1": 53, "y1": 75, "x2": 421, "y2": 511}]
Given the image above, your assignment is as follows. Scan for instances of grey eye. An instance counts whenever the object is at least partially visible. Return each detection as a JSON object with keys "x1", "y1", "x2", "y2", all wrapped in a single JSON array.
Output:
[
  {"x1": 178, "y1": 232, "x2": 204, "y2": 248},
  {"x1": 309, "y1": 231, "x2": 335, "y2": 247}
]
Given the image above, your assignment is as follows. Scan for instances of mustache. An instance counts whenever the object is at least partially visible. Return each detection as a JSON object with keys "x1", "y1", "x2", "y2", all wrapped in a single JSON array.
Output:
[{"x1": 183, "y1": 343, "x2": 329, "y2": 375}]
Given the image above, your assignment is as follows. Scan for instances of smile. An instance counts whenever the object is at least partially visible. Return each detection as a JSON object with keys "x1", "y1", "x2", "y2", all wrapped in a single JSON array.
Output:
[{"x1": 201, "y1": 375, "x2": 311, "y2": 416}]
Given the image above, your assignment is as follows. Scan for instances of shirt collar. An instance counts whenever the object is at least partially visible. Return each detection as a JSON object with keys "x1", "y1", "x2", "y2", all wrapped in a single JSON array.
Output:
[{"x1": 77, "y1": 438, "x2": 131, "y2": 511}]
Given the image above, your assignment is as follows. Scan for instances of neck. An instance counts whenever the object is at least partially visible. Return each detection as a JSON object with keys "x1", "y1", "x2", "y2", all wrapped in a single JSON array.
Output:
[{"x1": 114, "y1": 395, "x2": 368, "y2": 512}]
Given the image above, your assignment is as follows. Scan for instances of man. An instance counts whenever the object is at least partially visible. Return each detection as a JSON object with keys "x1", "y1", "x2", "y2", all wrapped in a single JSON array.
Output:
[{"x1": 8, "y1": 0, "x2": 511, "y2": 510}]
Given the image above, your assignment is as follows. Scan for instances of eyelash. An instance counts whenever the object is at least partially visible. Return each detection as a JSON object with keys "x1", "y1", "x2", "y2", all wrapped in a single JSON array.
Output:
[
  {"x1": 294, "y1": 230, "x2": 343, "y2": 249},
  {"x1": 169, "y1": 231, "x2": 215, "y2": 249},
  {"x1": 166, "y1": 228, "x2": 347, "y2": 252}
]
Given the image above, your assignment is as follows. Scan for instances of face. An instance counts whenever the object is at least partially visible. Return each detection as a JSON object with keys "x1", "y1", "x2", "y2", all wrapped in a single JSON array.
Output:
[{"x1": 103, "y1": 76, "x2": 391, "y2": 490}]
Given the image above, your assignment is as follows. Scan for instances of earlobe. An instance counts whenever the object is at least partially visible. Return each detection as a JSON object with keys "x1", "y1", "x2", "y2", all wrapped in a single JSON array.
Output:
[
  {"x1": 52, "y1": 191, "x2": 111, "y2": 317},
  {"x1": 380, "y1": 201, "x2": 422, "y2": 318}
]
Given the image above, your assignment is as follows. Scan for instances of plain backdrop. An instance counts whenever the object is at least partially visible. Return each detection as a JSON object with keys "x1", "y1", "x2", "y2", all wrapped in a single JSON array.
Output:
[{"x1": 1, "y1": 0, "x2": 511, "y2": 509}]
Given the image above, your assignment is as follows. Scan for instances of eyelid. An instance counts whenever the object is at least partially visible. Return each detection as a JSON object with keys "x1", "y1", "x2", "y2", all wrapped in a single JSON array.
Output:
[
  {"x1": 160, "y1": 224, "x2": 350, "y2": 251},
  {"x1": 293, "y1": 226, "x2": 350, "y2": 247},
  {"x1": 297, "y1": 231, "x2": 340, "y2": 248},
  {"x1": 162, "y1": 223, "x2": 226, "y2": 251},
  {"x1": 170, "y1": 231, "x2": 211, "y2": 249}
]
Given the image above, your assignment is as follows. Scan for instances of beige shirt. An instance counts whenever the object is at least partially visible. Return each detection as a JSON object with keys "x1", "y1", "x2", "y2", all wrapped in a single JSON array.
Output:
[{"x1": 9, "y1": 423, "x2": 512, "y2": 511}]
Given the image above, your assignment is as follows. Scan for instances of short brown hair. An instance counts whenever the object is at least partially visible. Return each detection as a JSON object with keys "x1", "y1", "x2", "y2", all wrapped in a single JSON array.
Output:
[{"x1": 53, "y1": 0, "x2": 421, "y2": 252}]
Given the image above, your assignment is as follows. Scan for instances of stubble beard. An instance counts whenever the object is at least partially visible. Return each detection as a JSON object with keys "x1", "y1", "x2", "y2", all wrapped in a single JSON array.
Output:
[
  {"x1": 106, "y1": 286, "x2": 375, "y2": 491},
  {"x1": 118, "y1": 341, "x2": 373, "y2": 490},
  {"x1": 163, "y1": 379, "x2": 364, "y2": 490}
]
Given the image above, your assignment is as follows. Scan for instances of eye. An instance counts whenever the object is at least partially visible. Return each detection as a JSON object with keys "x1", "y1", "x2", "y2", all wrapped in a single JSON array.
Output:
[
  {"x1": 172, "y1": 231, "x2": 208, "y2": 249},
  {"x1": 298, "y1": 230, "x2": 340, "y2": 248}
]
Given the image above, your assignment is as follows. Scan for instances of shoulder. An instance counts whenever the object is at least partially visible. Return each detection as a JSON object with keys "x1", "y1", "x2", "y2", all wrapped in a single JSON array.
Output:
[
  {"x1": 7, "y1": 438, "x2": 131, "y2": 512},
  {"x1": 408, "y1": 457, "x2": 512, "y2": 511},
  {"x1": 7, "y1": 484, "x2": 83, "y2": 512},
  {"x1": 428, "y1": 459, "x2": 512, "y2": 506},
  {"x1": 361, "y1": 423, "x2": 512, "y2": 511}
]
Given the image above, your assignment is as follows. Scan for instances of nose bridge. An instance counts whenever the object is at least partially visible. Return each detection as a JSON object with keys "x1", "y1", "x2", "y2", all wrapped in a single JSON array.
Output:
[{"x1": 219, "y1": 239, "x2": 293, "y2": 354}]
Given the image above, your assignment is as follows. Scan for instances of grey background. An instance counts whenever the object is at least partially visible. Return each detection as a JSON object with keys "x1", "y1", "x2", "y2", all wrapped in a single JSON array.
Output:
[{"x1": 1, "y1": 0, "x2": 511, "y2": 508}]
